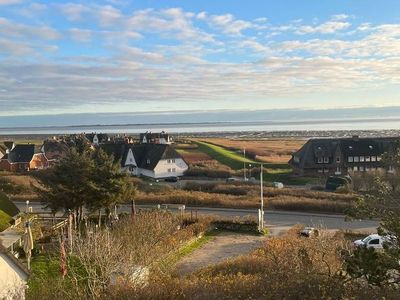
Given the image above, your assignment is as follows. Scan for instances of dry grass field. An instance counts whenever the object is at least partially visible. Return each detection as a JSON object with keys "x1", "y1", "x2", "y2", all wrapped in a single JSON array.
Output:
[
  {"x1": 195, "y1": 138, "x2": 306, "y2": 163},
  {"x1": 176, "y1": 148, "x2": 214, "y2": 164}
]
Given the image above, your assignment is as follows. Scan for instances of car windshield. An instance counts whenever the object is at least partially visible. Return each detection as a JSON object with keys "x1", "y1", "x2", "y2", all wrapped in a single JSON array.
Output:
[{"x1": 362, "y1": 236, "x2": 372, "y2": 243}]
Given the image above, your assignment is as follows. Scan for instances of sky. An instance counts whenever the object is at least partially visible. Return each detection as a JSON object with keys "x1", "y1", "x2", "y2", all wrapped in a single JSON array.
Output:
[{"x1": 0, "y1": 0, "x2": 400, "y2": 121}]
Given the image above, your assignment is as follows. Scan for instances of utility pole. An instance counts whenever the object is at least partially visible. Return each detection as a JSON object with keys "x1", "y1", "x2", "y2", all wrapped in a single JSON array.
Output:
[
  {"x1": 260, "y1": 163, "x2": 264, "y2": 231},
  {"x1": 243, "y1": 148, "x2": 247, "y2": 181}
]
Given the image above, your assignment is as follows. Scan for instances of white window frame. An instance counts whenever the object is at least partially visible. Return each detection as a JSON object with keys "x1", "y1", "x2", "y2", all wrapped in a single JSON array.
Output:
[
  {"x1": 348, "y1": 156, "x2": 354, "y2": 163},
  {"x1": 365, "y1": 156, "x2": 371, "y2": 162},
  {"x1": 323, "y1": 157, "x2": 329, "y2": 163},
  {"x1": 371, "y1": 156, "x2": 376, "y2": 162},
  {"x1": 360, "y1": 156, "x2": 365, "y2": 162},
  {"x1": 354, "y1": 156, "x2": 359, "y2": 163},
  {"x1": 336, "y1": 156, "x2": 341, "y2": 163},
  {"x1": 317, "y1": 157, "x2": 323, "y2": 164}
]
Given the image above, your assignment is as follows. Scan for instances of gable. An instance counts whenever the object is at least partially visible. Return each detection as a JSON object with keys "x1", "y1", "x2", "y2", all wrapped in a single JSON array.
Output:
[{"x1": 124, "y1": 149, "x2": 137, "y2": 167}]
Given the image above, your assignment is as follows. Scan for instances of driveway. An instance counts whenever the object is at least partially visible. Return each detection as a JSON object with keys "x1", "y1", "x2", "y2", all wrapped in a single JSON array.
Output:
[{"x1": 174, "y1": 231, "x2": 267, "y2": 276}]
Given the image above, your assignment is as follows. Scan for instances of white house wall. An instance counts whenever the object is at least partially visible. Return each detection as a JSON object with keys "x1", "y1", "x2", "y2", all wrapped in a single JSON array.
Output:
[
  {"x1": 124, "y1": 149, "x2": 137, "y2": 167},
  {"x1": 0, "y1": 254, "x2": 27, "y2": 300},
  {"x1": 152, "y1": 158, "x2": 188, "y2": 178}
]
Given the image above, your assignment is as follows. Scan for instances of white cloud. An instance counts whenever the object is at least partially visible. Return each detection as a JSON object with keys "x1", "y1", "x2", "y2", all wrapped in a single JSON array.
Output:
[
  {"x1": 0, "y1": 17, "x2": 60, "y2": 40},
  {"x1": 204, "y1": 13, "x2": 255, "y2": 35},
  {"x1": 97, "y1": 5, "x2": 123, "y2": 27},
  {"x1": 128, "y1": 8, "x2": 214, "y2": 42},
  {"x1": 60, "y1": 3, "x2": 90, "y2": 21},
  {"x1": 0, "y1": 0, "x2": 22, "y2": 5},
  {"x1": 296, "y1": 21, "x2": 351, "y2": 34}
]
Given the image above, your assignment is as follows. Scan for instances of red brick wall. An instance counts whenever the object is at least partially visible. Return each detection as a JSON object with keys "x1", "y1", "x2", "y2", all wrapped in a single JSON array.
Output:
[
  {"x1": 29, "y1": 153, "x2": 49, "y2": 170},
  {"x1": 0, "y1": 159, "x2": 11, "y2": 171}
]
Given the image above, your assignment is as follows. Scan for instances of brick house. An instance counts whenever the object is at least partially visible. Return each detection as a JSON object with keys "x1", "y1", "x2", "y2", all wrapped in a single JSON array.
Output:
[{"x1": 0, "y1": 144, "x2": 49, "y2": 172}]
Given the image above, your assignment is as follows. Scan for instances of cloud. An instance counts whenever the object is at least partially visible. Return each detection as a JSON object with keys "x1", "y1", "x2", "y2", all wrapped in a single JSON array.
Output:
[
  {"x1": 60, "y1": 3, "x2": 90, "y2": 21},
  {"x1": 0, "y1": 5, "x2": 399, "y2": 114},
  {"x1": 200, "y1": 12, "x2": 256, "y2": 35},
  {"x1": 0, "y1": 0, "x2": 21, "y2": 5},
  {"x1": 296, "y1": 20, "x2": 351, "y2": 34},
  {"x1": 128, "y1": 8, "x2": 215, "y2": 42},
  {"x1": 0, "y1": 17, "x2": 60, "y2": 40}
]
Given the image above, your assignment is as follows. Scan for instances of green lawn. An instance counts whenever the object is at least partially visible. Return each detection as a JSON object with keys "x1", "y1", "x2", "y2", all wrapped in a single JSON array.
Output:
[
  {"x1": 0, "y1": 209, "x2": 11, "y2": 231},
  {"x1": 195, "y1": 141, "x2": 256, "y2": 170},
  {"x1": 194, "y1": 141, "x2": 319, "y2": 185},
  {"x1": 0, "y1": 191, "x2": 19, "y2": 216}
]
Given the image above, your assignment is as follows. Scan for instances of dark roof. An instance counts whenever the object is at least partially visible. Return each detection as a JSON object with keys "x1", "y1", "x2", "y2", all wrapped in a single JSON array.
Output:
[
  {"x1": 85, "y1": 133, "x2": 109, "y2": 143},
  {"x1": 100, "y1": 143, "x2": 132, "y2": 167},
  {"x1": 100, "y1": 143, "x2": 183, "y2": 170},
  {"x1": 42, "y1": 140, "x2": 70, "y2": 160},
  {"x1": 3, "y1": 141, "x2": 14, "y2": 150},
  {"x1": 7, "y1": 144, "x2": 36, "y2": 163},
  {"x1": 140, "y1": 132, "x2": 170, "y2": 143},
  {"x1": 290, "y1": 137, "x2": 399, "y2": 170},
  {"x1": 135, "y1": 144, "x2": 180, "y2": 170}
]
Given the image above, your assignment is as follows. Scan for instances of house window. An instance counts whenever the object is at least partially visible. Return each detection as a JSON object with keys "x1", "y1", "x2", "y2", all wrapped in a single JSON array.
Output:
[
  {"x1": 377, "y1": 156, "x2": 382, "y2": 161},
  {"x1": 317, "y1": 157, "x2": 323, "y2": 164},
  {"x1": 323, "y1": 157, "x2": 329, "y2": 163},
  {"x1": 354, "y1": 157, "x2": 359, "y2": 163},
  {"x1": 336, "y1": 157, "x2": 341, "y2": 163},
  {"x1": 172, "y1": 159, "x2": 175, "y2": 163},
  {"x1": 359, "y1": 166, "x2": 365, "y2": 172},
  {"x1": 168, "y1": 168, "x2": 172, "y2": 173},
  {"x1": 172, "y1": 168, "x2": 176, "y2": 172},
  {"x1": 365, "y1": 156, "x2": 371, "y2": 162},
  {"x1": 146, "y1": 159, "x2": 150, "y2": 164},
  {"x1": 371, "y1": 156, "x2": 376, "y2": 162},
  {"x1": 348, "y1": 157, "x2": 354, "y2": 163},
  {"x1": 360, "y1": 156, "x2": 365, "y2": 162},
  {"x1": 323, "y1": 168, "x2": 329, "y2": 173},
  {"x1": 167, "y1": 159, "x2": 171, "y2": 163},
  {"x1": 353, "y1": 166, "x2": 358, "y2": 171},
  {"x1": 388, "y1": 165, "x2": 395, "y2": 173},
  {"x1": 347, "y1": 167, "x2": 353, "y2": 173},
  {"x1": 317, "y1": 169, "x2": 323, "y2": 173}
]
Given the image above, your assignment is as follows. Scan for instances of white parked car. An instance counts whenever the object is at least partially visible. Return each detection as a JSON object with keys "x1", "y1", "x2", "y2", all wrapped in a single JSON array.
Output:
[{"x1": 354, "y1": 234, "x2": 396, "y2": 250}]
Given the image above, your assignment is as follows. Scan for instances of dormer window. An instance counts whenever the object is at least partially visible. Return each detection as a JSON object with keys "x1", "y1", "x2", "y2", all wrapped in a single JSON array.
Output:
[
  {"x1": 323, "y1": 157, "x2": 329, "y2": 163},
  {"x1": 146, "y1": 159, "x2": 150, "y2": 164},
  {"x1": 317, "y1": 157, "x2": 323, "y2": 164},
  {"x1": 336, "y1": 157, "x2": 341, "y2": 163},
  {"x1": 348, "y1": 156, "x2": 354, "y2": 163}
]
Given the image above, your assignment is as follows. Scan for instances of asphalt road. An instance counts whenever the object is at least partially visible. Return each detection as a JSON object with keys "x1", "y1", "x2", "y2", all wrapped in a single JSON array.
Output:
[{"x1": 15, "y1": 201, "x2": 379, "y2": 234}]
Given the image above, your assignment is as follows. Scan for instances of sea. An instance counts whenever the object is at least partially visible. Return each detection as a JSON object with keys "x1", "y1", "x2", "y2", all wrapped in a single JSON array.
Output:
[
  {"x1": 1, "y1": 118, "x2": 400, "y2": 135},
  {"x1": 1, "y1": 107, "x2": 400, "y2": 135}
]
